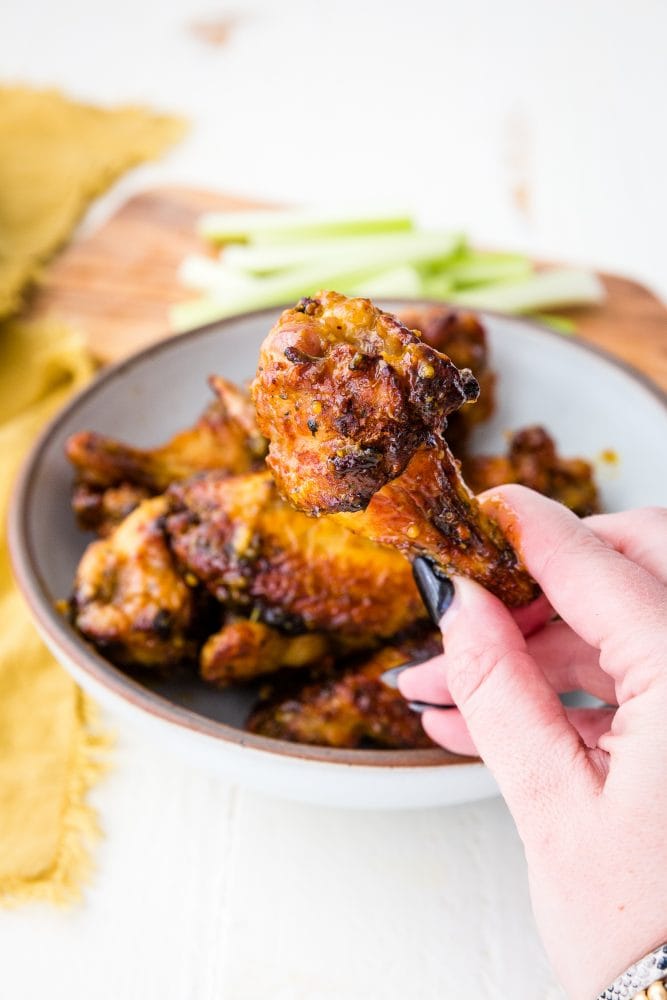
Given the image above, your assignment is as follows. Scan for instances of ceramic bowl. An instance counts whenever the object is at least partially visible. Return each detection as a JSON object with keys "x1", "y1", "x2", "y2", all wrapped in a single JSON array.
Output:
[{"x1": 9, "y1": 303, "x2": 667, "y2": 809}]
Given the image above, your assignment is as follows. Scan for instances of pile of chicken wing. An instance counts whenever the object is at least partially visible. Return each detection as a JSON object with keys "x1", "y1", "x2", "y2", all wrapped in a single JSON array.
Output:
[{"x1": 66, "y1": 292, "x2": 599, "y2": 750}]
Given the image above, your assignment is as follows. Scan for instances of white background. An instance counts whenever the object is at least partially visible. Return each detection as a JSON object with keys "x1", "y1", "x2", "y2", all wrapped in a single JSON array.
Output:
[{"x1": 1, "y1": 1, "x2": 666, "y2": 997}]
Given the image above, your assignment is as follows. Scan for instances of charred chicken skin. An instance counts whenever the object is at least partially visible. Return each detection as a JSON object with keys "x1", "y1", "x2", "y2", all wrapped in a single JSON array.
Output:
[
  {"x1": 164, "y1": 469, "x2": 428, "y2": 640},
  {"x1": 334, "y1": 436, "x2": 538, "y2": 605},
  {"x1": 247, "y1": 636, "x2": 442, "y2": 750},
  {"x1": 251, "y1": 290, "x2": 479, "y2": 514},
  {"x1": 67, "y1": 376, "x2": 266, "y2": 535},
  {"x1": 71, "y1": 497, "x2": 203, "y2": 669},
  {"x1": 398, "y1": 306, "x2": 496, "y2": 453},
  {"x1": 252, "y1": 291, "x2": 537, "y2": 606},
  {"x1": 464, "y1": 425, "x2": 600, "y2": 517}
]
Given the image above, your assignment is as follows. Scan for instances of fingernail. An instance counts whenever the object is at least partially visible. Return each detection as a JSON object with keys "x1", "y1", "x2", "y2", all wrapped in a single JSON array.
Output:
[
  {"x1": 408, "y1": 700, "x2": 440, "y2": 714},
  {"x1": 380, "y1": 661, "x2": 421, "y2": 688},
  {"x1": 412, "y1": 557, "x2": 454, "y2": 625}
]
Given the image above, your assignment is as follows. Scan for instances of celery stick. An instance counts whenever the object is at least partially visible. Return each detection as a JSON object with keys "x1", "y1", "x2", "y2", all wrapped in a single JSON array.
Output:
[
  {"x1": 222, "y1": 231, "x2": 462, "y2": 275},
  {"x1": 170, "y1": 296, "x2": 240, "y2": 331},
  {"x1": 346, "y1": 265, "x2": 424, "y2": 298},
  {"x1": 178, "y1": 255, "x2": 258, "y2": 293},
  {"x1": 448, "y1": 253, "x2": 533, "y2": 288},
  {"x1": 449, "y1": 268, "x2": 605, "y2": 313},
  {"x1": 171, "y1": 238, "x2": 466, "y2": 333},
  {"x1": 532, "y1": 313, "x2": 577, "y2": 334},
  {"x1": 198, "y1": 209, "x2": 414, "y2": 245},
  {"x1": 420, "y1": 271, "x2": 455, "y2": 299}
]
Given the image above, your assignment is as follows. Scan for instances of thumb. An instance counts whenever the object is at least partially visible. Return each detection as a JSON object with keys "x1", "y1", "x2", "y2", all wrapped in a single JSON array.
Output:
[{"x1": 413, "y1": 561, "x2": 602, "y2": 818}]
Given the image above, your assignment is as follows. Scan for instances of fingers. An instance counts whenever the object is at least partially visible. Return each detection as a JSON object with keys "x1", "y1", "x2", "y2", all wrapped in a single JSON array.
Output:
[
  {"x1": 585, "y1": 508, "x2": 667, "y2": 585},
  {"x1": 429, "y1": 574, "x2": 601, "y2": 816},
  {"x1": 526, "y1": 622, "x2": 617, "y2": 704},
  {"x1": 511, "y1": 593, "x2": 555, "y2": 637},
  {"x1": 422, "y1": 705, "x2": 615, "y2": 756},
  {"x1": 399, "y1": 619, "x2": 617, "y2": 705},
  {"x1": 480, "y1": 486, "x2": 667, "y2": 696}
]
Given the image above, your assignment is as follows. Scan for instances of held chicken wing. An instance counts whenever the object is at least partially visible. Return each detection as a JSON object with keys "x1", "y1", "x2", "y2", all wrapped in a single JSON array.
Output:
[
  {"x1": 334, "y1": 436, "x2": 537, "y2": 605},
  {"x1": 252, "y1": 290, "x2": 479, "y2": 514},
  {"x1": 67, "y1": 376, "x2": 266, "y2": 535},
  {"x1": 165, "y1": 469, "x2": 428, "y2": 640},
  {"x1": 464, "y1": 425, "x2": 600, "y2": 517},
  {"x1": 252, "y1": 291, "x2": 538, "y2": 606},
  {"x1": 71, "y1": 497, "x2": 205, "y2": 668},
  {"x1": 247, "y1": 636, "x2": 442, "y2": 749}
]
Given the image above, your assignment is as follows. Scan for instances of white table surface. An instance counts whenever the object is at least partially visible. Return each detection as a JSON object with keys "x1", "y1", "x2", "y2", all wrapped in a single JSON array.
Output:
[{"x1": 2, "y1": 1, "x2": 666, "y2": 997}]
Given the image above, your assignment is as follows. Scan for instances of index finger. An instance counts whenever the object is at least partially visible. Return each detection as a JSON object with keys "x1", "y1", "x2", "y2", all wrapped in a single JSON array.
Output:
[{"x1": 481, "y1": 485, "x2": 667, "y2": 695}]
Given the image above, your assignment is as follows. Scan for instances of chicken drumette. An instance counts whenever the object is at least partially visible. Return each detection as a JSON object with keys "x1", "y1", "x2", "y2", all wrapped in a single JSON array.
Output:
[
  {"x1": 67, "y1": 376, "x2": 266, "y2": 535},
  {"x1": 201, "y1": 618, "x2": 332, "y2": 686},
  {"x1": 252, "y1": 290, "x2": 479, "y2": 514},
  {"x1": 252, "y1": 291, "x2": 537, "y2": 606},
  {"x1": 464, "y1": 425, "x2": 600, "y2": 517},
  {"x1": 164, "y1": 469, "x2": 427, "y2": 642},
  {"x1": 70, "y1": 496, "x2": 205, "y2": 669},
  {"x1": 247, "y1": 634, "x2": 442, "y2": 750}
]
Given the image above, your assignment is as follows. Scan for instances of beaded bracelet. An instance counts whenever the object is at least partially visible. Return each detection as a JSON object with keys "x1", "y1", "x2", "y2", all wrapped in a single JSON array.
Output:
[
  {"x1": 597, "y1": 944, "x2": 667, "y2": 1000},
  {"x1": 634, "y1": 980, "x2": 667, "y2": 1000}
]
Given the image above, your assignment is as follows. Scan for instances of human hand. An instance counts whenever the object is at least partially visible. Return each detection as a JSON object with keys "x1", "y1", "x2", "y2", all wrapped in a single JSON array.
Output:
[{"x1": 397, "y1": 486, "x2": 667, "y2": 999}]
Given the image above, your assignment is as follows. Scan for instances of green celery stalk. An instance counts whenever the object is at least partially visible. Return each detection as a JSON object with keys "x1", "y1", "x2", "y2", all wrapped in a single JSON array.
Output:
[
  {"x1": 532, "y1": 313, "x2": 577, "y2": 334},
  {"x1": 449, "y1": 268, "x2": 605, "y2": 313},
  {"x1": 420, "y1": 271, "x2": 455, "y2": 299},
  {"x1": 171, "y1": 237, "x2": 465, "y2": 331},
  {"x1": 198, "y1": 208, "x2": 414, "y2": 245},
  {"x1": 171, "y1": 255, "x2": 434, "y2": 332},
  {"x1": 448, "y1": 253, "x2": 534, "y2": 288},
  {"x1": 221, "y1": 230, "x2": 462, "y2": 275},
  {"x1": 178, "y1": 255, "x2": 258, "y2": 294},
  {"x1": 345, "y1": 264, "x2": 425, "y2": 298}
]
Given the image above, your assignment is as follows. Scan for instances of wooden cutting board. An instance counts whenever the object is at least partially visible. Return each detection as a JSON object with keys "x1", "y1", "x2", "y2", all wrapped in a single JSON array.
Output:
[{"x1": 29, "y1": 185, "x2": 667, "y2": 392}]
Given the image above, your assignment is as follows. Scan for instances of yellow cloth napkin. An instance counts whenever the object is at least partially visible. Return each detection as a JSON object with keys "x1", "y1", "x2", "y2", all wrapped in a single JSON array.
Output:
[
  {"x1": 0, "y1": 320, "x2": 102, "y2": 903},
  {"x1": 0, "y1": 85, "x2": 186, "y2": 319},
  {"x1": 0, "y1": 87, "x2": 184, "y2": 904}
]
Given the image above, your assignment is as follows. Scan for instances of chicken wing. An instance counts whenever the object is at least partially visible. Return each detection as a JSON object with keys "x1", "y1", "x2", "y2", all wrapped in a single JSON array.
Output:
[
  {"x1": 398, "y1": 305, "x2": 496, "y2": 453},
  {"x1": 252, "y1": 291, "x2": 537, "y2": 606},
  {"x1": 71, "y1": 496, "x2": 205, "y2": 669},
  {"x1": 201, "y1": 618, "x2": 332, "y2": 686},
  {"x1": 464, "y1": 425, "x2": 600, "y2": 517},
  {"x1": 71, "y1": 481, "x2": 152, "y2": 537},
  {"x1": 247, "y1": 635, "x2": 442, "y2": 749},
  {"x1": 67, "y1": 376, "x2": 266, "y2": 535},
  {"x1": 165, "y1": 469, "x2": 428, "y2": 639},
  {"x1": 252, "y1": 290, "x2": 479, "y2": 514}
]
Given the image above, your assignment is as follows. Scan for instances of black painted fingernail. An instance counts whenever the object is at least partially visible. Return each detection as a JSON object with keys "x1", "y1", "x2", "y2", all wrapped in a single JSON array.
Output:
[
  {"x1": 412, "y1": 557, "x2": 454, "y2": 625},
  {"x1": 408, "y1": 700, "x2": 440, "y2": 714},
  {"x1": 380, "y1": 661, "x2": 420, "y2": 689}
]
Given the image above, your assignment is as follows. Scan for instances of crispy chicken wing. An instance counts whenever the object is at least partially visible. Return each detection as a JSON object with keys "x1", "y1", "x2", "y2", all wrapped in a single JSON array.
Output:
[
  {"x1": 252, "y1": 291, "x2": 537, "y2": 606},
  {"x1": 165, "y1": 469, "x2": 427, "y2": 639},
  {"x1": 247, "y1": 636, "x2": 442, "y2": 749},
  {"x1": 252, "y1": 290, "x2": 479, "y2": 514},
  {"x1": 398, "y1": 306, "x2": 496, "y2": 453},
  {"x1": 464, "y1": 425, "x2": 600, "y2": 517},
  {"x1": 67, "y1": 377, "x2": 266, "y2": 535},
  {"x1": 334, "y1": 437, "x2": 538, "y2": 605},
  {"x1": 201, "y1": 619, "x2": 332, "y2": 686},
  {"x1": 71, "y1": 496, "x2": 204, "y2": 668},
  {"x1": 71, "y1": 481, "x2": 152, "y2": 537}
]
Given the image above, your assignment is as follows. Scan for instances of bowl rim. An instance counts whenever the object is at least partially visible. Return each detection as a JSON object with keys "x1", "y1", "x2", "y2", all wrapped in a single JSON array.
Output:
[{"x1": 9, "y1": 300, "x2": 667, "y2": 770}]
